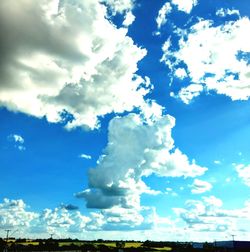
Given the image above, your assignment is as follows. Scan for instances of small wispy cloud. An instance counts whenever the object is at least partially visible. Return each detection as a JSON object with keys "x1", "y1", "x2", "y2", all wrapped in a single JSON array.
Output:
[
  {"x1": 235, "y1": 164, "x2": 250, "y2": 187},
  {"x1": 191, "y1": 179, "x2": 212, "y2": 194},
  {"x1": 214, "y1": 160, "x2": 221, "y2": 165},
  {"x1": 79, "y1": 153, "x2": 92, "y2": 160},
  {"x1": 7, "y1": 134, "x2": 25, "y2": 151}
]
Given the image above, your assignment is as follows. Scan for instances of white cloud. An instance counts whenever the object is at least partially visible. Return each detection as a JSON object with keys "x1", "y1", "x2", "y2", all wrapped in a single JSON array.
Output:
[
  {"x1": 155, "y1": 0, "x2": 198, "y2": 32},
  {"x1": 0, "y1": 198, "x2": 156, "y2": 237},
  {"x1": 102, "y1": 0, "x2": 135, "y2": 15},
  {"x1": 79, "y1": 153, "x2": 92, "y2": 160},
  {"x1": 173, "y1": 196, "x2": 250, "y2": 238},
  {"x1": 11, "y1": 134, "x2": 24, "y2": 144},
  {"x1": 171, "y1": 0, "x2": 198, "y2": 14},
  {"x1": 216, "y1": 8, "x2": 240, "y2": 17},
  {"x1": 77, "y1": 112, "x2": 207, "y2": 210},
  {"x1": 122, "y1": 11, "x2": 135, "y2": 27},
  {"x1": 175, "y1": 68, "x2": 187, "y2": 79},
  {"x1": 0, "y1": 198, "x2": 38, "y2": 230},
  {"x1": 165, "y1": 187, "x2": 178, "y2": 197},
  {"x1": 156, "y1": 2, "x2": 172, "y2": 30},
  {"x1": 161, "y1": 17, "x2": 250, "y2": 103},
  {"x1": 102, "y1": 0, "x2": 136, "y2": 27},
  {"x1": 191, "y1": 179, "x2": 212, "y2": 194},
  {"x1": 1, "y1": 197, "x2": 250, "y2": 241},
  {"x1": 214, "y1": 160, "x2": 221, "y2": 165},
  {"x1": 0, "y1": 0, "x2": 150, "y2": 130},
  {"x1": 7, "y1": 134, "x2": 26, "y2": 151},
  {"x1": 235, "y1": 164, "x2": 250, "y2": 186},
  {"x1": 173, "y1": 84, "x2": 203, "y2": 104}
]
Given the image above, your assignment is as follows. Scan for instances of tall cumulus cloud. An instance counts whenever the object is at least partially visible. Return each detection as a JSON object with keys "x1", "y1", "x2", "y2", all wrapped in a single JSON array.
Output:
[{"x1": 76, "y1": 112, "x2": 207, "y2": 210}]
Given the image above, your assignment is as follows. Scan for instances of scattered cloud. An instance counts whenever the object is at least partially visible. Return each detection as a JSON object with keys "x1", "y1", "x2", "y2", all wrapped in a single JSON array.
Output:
[
  {"x1": 165, "y1": 187, "x2": 178, "y2": 197},
  {"x1": 156, "y1": 2, "x2": 172, "y2": 30},
  {"x1": 235, "y1": 164, "x2": 250, "y2": 186},
  {"x1": 190, "y1": 179, "x2": 212, "y2": 194},
  {"x1": 174, "y1": 196, "x2": 250, "y2": 236},
  {"x1": 161, "y1": 16, "x2": 250, "y2": 103},
  {"x1": 155, "y1": 0, "x2": 198, "y2": 33},
  {"x1": 0, "y1": 0, "x2": 150, "y2": 130},
  {"x1": 216, "y1": 8, "x2": 240, "y2": 17}
]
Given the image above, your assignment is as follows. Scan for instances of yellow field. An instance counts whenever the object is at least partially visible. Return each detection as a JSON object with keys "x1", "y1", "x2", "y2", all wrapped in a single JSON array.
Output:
[
  {"x1": 13, "y1": 242, "x2": 39, "y2": 246},
  {"x1": 153, "y1": 247, "x2": 172, "y2": 251},
  {"x1": 95, "y1": 242, "x2": 143, "y2": 248}
]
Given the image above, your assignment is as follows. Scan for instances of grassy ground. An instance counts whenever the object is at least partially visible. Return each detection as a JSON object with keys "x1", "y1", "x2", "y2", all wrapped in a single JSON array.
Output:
[{"x1": 12, "y1": 241, "x2": 172, "y2": 251}]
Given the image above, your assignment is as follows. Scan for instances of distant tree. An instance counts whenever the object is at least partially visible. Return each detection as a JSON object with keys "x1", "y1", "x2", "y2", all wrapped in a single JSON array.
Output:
[
  {"x1": 116, "y1": 241, "x2": 125, "y2": 248},
  {"x1": 99, "y1": 244, "x2": 109, "y2": 251},
  {"x1": 81, "y1": 243, "x2": 96, "y2": 252},
  {"x1": 143, "y1": 240, "x2": 151, "y2": 247}
]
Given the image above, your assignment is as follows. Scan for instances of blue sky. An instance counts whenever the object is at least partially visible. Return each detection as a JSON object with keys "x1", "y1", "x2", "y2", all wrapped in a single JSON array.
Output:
[{"x1": 0, "y1": 0, "x2": 250, "y2": 242}]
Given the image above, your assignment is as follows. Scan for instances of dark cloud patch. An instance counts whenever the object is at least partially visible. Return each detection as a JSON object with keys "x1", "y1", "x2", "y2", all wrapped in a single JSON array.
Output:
[{"x1": 61, "y1": 204, "x2": 79, "y2": 211}]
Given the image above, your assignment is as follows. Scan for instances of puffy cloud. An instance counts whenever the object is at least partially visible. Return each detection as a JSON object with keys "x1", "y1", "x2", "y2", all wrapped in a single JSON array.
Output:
[
  {"x1": 101, "y1": 206, "x2": 149, "y2": 230},
  {"x1": 0, "y1": 0, "x2": 150, "y2": 130},
  {"x1": 0, "y1": 198, "x2": 37, "y2": 229},
  {"x1": 1, "y1": 197, "x2": 250, "y2": 240},
  {"x1": 0, "y1": 198, "x2": 156, "y2": 237},
  {"x1": 161, "y1": 16, "x2": 250, "y2": 103},
  {"x1": 7, "y1": 134, "x2": 25, "y2": 151},
  {"x1": 191, "y1": 179, "x2": 212, "y2": 194},
  {"x1": 78, "y1": 112, "x2": 207, "y2": 209},
  {"x1": 29, "y1": 207, "x2": 91, "y2": 235},
  {"x1": 171, "y1": 0, "x2": 198, "y2": 14},
  {"x1": 235, "y1": 164, "x2": 250, "y2": 186},
  {"x1": 0, "y1": 198, "x2": 91, "y2": 237},
  {"x1": 156, "y1": 2, "x2": 172, "y2": 30}
]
